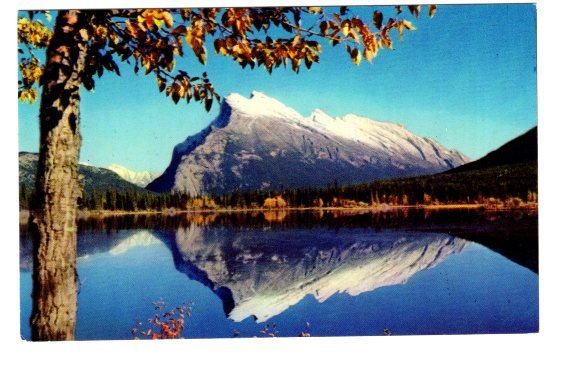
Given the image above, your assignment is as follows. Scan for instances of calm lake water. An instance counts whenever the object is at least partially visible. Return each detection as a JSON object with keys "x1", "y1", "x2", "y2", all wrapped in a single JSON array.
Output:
[{"x1": 20, "y1": 209, "x2": 538, "y2": 340}]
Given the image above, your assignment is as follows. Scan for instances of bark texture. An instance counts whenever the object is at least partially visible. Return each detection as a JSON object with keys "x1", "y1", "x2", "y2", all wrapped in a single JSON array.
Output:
[{"x1": 30, "y1": 10, "x2": 89, "y2": 341}]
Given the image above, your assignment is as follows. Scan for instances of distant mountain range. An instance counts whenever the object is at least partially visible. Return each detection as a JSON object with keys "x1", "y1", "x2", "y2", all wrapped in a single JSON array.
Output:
[
  {"x1": 148, "y1": 91, "x2": 469, "y2": 195},
  {"x1": 107, "y1": 164, "x2": 159, "y2": 188},
  {"x1": 19, "y1": 109, "x2": 536, "y2": 200},
  {"x1": 19, "y1": 152, "x2": 147, "y2": 195}
]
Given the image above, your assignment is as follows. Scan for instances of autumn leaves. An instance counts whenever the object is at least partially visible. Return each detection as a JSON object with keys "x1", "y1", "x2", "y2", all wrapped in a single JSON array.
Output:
[{"x1": 18, "y1": 6, "x2": 436, "y2": 110}]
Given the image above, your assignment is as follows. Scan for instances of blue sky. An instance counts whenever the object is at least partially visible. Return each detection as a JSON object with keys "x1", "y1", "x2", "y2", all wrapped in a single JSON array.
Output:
[{"x1": 18, "y1": 4, "x2": 537, "y2": 173}]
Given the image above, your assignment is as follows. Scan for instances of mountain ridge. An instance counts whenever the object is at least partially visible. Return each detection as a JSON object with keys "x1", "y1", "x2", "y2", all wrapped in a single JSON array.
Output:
[
  {"x1": 107, "y1": 163, "x2": 158, "y2": 188},
  {"x1": 445, "y1": 126, "x2": 537, "y2": 174},
  {"x1": 148, "y1": 91, "x2": 469, "y2": 195},
  {"x1": 19, "y1": 152, "x2": 147, "y2": 195}
]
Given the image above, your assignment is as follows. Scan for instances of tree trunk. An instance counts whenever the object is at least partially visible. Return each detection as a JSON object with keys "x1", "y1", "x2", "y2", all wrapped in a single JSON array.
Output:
[{"x1": 30, "y1": 10, "x2": 89, "y2": 341}]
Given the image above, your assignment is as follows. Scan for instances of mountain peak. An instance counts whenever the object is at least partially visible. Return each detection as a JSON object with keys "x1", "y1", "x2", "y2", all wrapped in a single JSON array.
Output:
[
  {"x1": 309, "y1": 108, "x2": 334, "y2": 124},
  {"x1": 223, "y1": 91, "x2": 303, "y2": 120},
  {"x1": 148, "y1": 91, "x2": 469, "y2": 196},
  {"x1": 108, "y1": 164, "x2": 158, "y2": 188}
]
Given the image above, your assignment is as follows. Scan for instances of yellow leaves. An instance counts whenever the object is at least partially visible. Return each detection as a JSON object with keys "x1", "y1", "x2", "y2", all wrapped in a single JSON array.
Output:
[
  {"x1": 18, "y1": 56, "x2": 42, "y2": 105},
  {"x1": 17, "y1": 17, "x2": 52, "y2": 48},
  {"x1": 185, "y1": 25, "x2": 207, "y2": 65},
  {"x1": 213, "y1": 39, "x2": 228, "y2": 55},
  {"x1": 18, "y1": 89, "x2": 38, "y2": 105},
  {"x1": 341, "y1": 21, "x2": 350, "y2": 38},
  {"x1": 363, "y1": 47, "x2": 376, "y2": 63},
  {"x1": 292, "y1": 34, "x2": 300, "y2": 47},
  {"x1": 346, "y1": 45, "x2": 361, "y2": 66},
  {"x1": 136, "y1": 9, "x2": 175, "y2": 31},
  {"x1": 79, "y1": 28, "x2": 89, "y2": 41},
  {"x1": 15, "y1": 7, "x2": 437, "y2": 109},
  {"x1": 397, "y1": 19, "x2": 416, "y2": 41},
  {"x1": 307, "y1": 7, "x2": 323, "y2": 14},
  {"x1": 222, "y1": 8, "x2": 253, "y2": 38},
  {"x1": 381, "y1": 31, "x2": 393, "y2": 49},
  {"x1": 402, "y1": 20, "x2": 416, "y2": 31},
  {"x1": 429, "y1": 5, "x2": 438, "y2": 18},
  {"x1": 162, "y1": 11, "x2": 173, "y2": 28}
]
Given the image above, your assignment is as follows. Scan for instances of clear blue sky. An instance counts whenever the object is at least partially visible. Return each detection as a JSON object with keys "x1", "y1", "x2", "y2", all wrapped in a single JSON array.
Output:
[{"x1": 18, "y1": 4, "x2": 537, "y2": 173}]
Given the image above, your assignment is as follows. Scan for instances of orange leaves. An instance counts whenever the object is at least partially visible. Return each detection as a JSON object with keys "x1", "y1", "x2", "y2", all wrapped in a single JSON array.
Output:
[
  {"x1": 137, "y1": 9, "x2": 174, "y2": 31},
  {"x1": 133, "y1": 301, "x2": 193, "y2": 340},
  {"x1": 346, "y1": 45, "x2": 361, "y2": 66},
  {"x1": 185, "y1": 22, "x2": 207, "y2": 64},
  {"x1": 17, "y1": 6, "x2": 436, "y2": 108},
  {"x1": 221, "y1": 8, "x2": 253, "y2": 37},
  {"x1": 163, "y1": 12, "x2": 174, "y2": 28},
  {"x1": 299, "y1": 321, "x2": 312, "y2": 337},
  {"x1": 160, "y1": 71, "x2": 219, "y2": 111}
]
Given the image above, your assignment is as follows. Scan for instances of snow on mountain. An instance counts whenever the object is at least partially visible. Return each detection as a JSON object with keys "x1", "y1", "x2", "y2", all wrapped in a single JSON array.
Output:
[
  {"x1": 108, "y1": 164, "x2": 158, "y2": 188},
  {"x1": 148, "y1": 91, "x2": 469, "y2": 195}
]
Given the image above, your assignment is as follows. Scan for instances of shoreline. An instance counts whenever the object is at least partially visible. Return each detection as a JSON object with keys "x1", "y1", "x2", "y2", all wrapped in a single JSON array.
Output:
[{"x1": 19, "y1": 203, "x2": 538, "y2": 221}]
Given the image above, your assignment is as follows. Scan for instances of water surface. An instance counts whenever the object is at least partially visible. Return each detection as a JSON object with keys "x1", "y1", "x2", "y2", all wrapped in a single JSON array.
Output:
[{"x1": 20, "y1": 209, "x2": 538, "y2": 339}]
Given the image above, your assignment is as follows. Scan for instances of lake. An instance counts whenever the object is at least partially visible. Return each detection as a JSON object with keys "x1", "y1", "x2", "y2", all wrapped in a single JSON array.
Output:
[{"x1": 20, "y1": 209, "x2": 538, "y2": 340}]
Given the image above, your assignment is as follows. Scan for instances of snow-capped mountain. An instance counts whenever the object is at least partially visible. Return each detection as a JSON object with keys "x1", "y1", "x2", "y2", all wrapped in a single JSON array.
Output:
[
  {"x1": 108, "y1": 164, "x2": 158, "y2": 188},
  {"x1": 148, "y1": 91, "x2": 469, "y2": 195}
]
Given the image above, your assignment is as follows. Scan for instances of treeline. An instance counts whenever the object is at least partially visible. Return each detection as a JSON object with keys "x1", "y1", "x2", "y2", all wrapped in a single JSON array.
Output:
[
  {"x1": 19, "y1": 161, "x2": 538, "y2": 212},
  {"x1": 19, "y1": 184, "x2": 191, "y2": 212},
  {"x1": 211, "y1": 162, "x2": 538, "y2": 209},
  {"x1": 79, "y1": 189, "x2": 191, "y2": 211}
]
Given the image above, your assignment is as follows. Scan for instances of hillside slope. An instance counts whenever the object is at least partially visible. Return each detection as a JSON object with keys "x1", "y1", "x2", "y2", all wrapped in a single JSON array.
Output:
[
  {"x1": 19, "y1": 152, "x2": 147, "y2": 195},
  {"x1": 445, "y1": 127, "x2": 537, "y2": 174}
]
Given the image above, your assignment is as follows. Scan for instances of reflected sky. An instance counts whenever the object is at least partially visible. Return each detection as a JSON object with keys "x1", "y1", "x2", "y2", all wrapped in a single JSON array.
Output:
[{"x1": 20, "y1": 212, "x2": 538, "y2": 340}]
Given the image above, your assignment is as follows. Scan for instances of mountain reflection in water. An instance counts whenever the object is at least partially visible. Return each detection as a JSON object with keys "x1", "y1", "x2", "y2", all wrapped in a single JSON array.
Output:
[
  {"x1": 20, "y1": 209, "x2": 538, "y2": 337},
  {"x1": 155, "y1": 225, "x2": 469, "y2": 323}
]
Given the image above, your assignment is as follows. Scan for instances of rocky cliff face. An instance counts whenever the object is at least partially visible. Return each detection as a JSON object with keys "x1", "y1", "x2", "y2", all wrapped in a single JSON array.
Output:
[
  {"x1": 148, "y1": 91, "x2": 468, "y2": 195},
  {"x1": 157, "y1": 224, "x2": 470, "y2": 323}
]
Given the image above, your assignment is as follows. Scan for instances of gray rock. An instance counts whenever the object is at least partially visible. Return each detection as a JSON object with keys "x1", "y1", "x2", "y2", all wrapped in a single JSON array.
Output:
[{"x1": 148, "y1": 91, "x2": 469, "y2": 195}]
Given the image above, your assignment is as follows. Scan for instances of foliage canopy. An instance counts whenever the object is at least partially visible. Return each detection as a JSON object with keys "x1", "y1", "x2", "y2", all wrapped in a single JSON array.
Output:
[{"x1": 18, "y1": 5, "x2": 436, "y2": 109}]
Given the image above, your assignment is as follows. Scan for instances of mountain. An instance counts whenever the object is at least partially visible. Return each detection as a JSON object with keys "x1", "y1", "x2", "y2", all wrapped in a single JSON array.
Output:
[
  {"x1": 148, "y1": 91, "x2": 469, "y2": 195},
  {"x1": 19, "y1": 152, "x2": 147, "y2": 194},
  {"x1": 108, "y1": 164, "x2": 158, "y2": 188},
  {"x1": 445, "y1": 127, "x2": 537, "y2": 174}
]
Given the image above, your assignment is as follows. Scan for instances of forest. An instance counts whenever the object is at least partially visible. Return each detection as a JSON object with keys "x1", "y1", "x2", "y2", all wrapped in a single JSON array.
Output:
[{"x1": 19, "y1": 161, "x2": 538, "y2": 213}]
